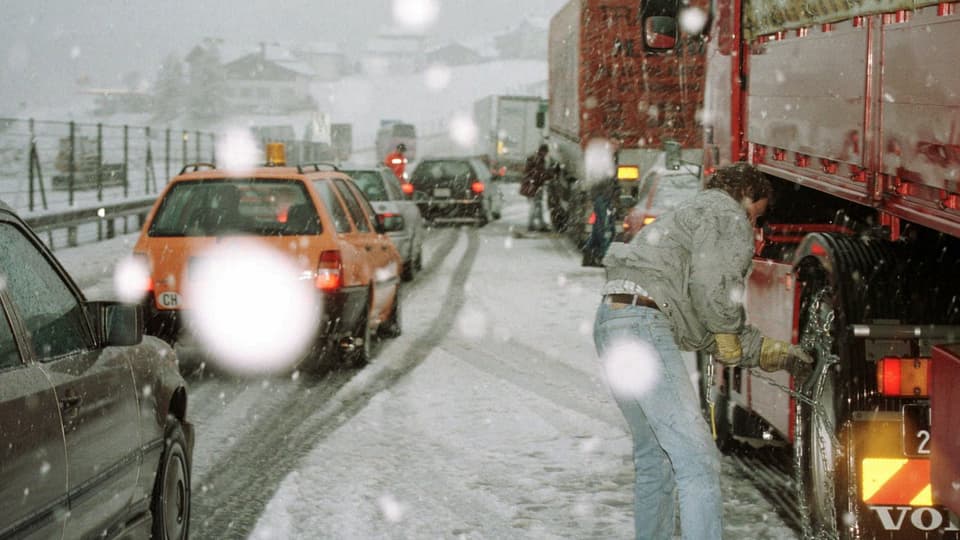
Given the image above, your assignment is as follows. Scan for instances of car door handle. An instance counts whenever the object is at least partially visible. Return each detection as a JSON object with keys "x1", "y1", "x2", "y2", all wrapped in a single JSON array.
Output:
[{"x1": 60, "y1": 392, "x2": 82, "y2": 412}]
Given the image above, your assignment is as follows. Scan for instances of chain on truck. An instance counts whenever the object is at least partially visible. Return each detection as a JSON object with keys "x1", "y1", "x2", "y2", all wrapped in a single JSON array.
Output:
[
  {"x1": 679, "y1": 0, "x2": 960, "y2": 537},
  {"x1": 546, "y1": 0, "x2": 708, "y2": 248}
]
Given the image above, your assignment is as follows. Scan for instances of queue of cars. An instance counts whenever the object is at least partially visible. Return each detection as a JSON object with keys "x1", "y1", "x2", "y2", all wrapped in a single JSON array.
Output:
[{"x1": 0, "y1": 146, "x2": 498, "y2": 538}]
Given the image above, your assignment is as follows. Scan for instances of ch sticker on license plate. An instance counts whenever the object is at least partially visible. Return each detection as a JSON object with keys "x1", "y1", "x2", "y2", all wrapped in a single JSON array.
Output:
[
  {"x1": 902, "y1": 404, "x2": 931, "y2": 457},
  {"x1": 158, "y1": 291, "x2": 182, "y2": 309},
  {"x1": 433, "y1": 187, "x2": 451, "y2": 198}
]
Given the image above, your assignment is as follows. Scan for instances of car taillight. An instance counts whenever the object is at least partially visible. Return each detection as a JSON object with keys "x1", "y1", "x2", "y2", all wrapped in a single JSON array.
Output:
[
  {"x1": 315, "y1": 250, "x2": 342, "y2": 291},
  {"x1": 401, "y1": 182, "x2": 414, "y2": 195},
  {"x1": 132, "y1": 253, "x2": 153, "y2": 293},
  {"x1": 470, "y1": 181, "x2": 484, "y2": 193},
  {"x1": 588, "y1": 212, "x2": 597, "y2": 225},
  {"x1": 876, "y1": 357, "x2": 930, "y2": 397}
]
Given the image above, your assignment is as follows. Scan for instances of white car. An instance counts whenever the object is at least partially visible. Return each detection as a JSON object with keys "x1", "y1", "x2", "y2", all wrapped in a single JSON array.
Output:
[{"x1": 343, "y1": 165, "x2": 426, "y2": 281}]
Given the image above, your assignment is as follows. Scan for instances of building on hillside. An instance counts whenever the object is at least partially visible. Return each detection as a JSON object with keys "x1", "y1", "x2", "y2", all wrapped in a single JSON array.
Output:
[
  {"x1": 424, "y1": 42, "x2": 486, "y2": 67},
  {"x1": 360, "y1": 31, "x2": 425, "y2": 76},
  {"x1": 294, "y1": 41, "x2": 350, "y2": 81},
  {"x1": 494, "y1": 18, "x2": 548, "y2": 60},
  {"x1": 222, "y1": 43, "x2": 316, "y2": 114}
]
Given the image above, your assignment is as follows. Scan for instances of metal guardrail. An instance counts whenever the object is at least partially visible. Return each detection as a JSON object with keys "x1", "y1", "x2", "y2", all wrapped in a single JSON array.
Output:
[{"x1": 23, "y1": 198, "x2": 156, "y2": 249}]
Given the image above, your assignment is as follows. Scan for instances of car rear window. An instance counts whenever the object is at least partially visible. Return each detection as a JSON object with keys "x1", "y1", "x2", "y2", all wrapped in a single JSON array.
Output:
[
  {"x1": 410, "y1": 160, "x2": 472, "y2": 186},
  {"x1": 148, "y1": 179, "x2": 321, "y2": 237},
  {"x1": 343, "y1": 170, "x2": 389, "y2": 201}
]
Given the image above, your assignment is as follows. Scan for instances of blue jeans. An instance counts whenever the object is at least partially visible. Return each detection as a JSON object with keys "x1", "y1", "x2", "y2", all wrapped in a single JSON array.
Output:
[
  {"x1": 593, "y1": 303, "x2": 722, "y2": 540},
  {"x1": 583, "y1": 194, "x2": 612, "y2": 259}
]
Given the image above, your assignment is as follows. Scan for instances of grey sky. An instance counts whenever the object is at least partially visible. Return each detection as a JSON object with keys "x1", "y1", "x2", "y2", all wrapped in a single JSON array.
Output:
[{"x1": 2, "y1": 0, "x2": 566, "y2": 109}]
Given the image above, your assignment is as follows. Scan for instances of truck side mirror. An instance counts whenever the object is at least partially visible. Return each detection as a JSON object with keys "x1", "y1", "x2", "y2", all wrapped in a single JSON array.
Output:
[{"x1": 644, "y1": 16, "x2": 678, "y2": 50}]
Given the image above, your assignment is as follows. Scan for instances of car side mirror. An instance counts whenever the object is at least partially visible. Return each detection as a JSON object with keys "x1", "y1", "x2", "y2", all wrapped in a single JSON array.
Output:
[
  {"x1": 377, "y1": 213, "x2": 405, "y2": 233},
  {"x1": 86, "y1": 301, "x2": 144, "y2": 346}
]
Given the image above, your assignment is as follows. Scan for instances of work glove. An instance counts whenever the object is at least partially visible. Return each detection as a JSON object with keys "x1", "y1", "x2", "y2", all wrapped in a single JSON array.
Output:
[
  {"x1": 759, "y1": 338, "x2": 814, "y2": 375},
  {"x1": 713, "y1": 333, "x2": 743, "y2": 366}
]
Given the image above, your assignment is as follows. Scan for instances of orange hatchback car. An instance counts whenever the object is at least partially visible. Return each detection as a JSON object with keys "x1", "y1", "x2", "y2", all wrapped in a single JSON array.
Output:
[{"x1": 132, "y1": 153, "x2": 404, "y2": 372}]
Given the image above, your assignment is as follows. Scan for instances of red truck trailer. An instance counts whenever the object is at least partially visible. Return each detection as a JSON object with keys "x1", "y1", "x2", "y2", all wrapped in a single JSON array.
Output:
[
  {"x1": 546, "y1": 0, "x2": 707, "y2": 246},
  {"x1": 686, "y1": 0, "x2": 960, "y2": 536}
]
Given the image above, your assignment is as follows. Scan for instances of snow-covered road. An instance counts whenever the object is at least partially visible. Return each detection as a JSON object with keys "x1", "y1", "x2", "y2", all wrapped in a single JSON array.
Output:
[{"x1": 55, "y1": 188, "x2": 800, "y2": 539}]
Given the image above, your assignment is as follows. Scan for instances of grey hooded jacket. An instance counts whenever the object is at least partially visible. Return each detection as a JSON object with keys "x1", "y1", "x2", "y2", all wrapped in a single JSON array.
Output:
[{"x1": 601, "y1": 188, "x2": 763, "y2": 365}]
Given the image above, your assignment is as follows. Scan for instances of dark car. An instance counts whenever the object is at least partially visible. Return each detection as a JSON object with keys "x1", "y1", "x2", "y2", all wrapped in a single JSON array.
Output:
[
  {"x1": 0, "y1": 201, "x2": 192, "y2": 539},
  {"x1": 342, "y1": 164, "x2": 425, "y2": 281},
  {"x1": 408, "y1": 157, "x2": 503, "y2": 226}
]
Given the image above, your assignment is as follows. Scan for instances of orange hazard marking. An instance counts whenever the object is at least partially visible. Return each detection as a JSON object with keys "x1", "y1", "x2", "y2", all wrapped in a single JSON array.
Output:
[{"x1": 862, "y1": 458, "x2": 932, "y2": 506}]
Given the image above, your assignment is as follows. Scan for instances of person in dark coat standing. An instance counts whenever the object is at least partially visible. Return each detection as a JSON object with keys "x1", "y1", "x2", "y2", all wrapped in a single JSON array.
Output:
[{"x1": 521, "y1": 144, "x2": 552, "y2": 232}]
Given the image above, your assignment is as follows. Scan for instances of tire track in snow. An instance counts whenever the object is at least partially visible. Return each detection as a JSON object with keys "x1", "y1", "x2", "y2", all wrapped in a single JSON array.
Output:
[{"x1": 189, "y1": 226, "x2": 474, "y2": 537}]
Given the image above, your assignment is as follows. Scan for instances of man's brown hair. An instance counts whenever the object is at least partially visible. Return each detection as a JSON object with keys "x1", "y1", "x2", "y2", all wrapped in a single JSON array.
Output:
[{"x1": 705, "y1": 162, "x2": 773, "y2": 204}]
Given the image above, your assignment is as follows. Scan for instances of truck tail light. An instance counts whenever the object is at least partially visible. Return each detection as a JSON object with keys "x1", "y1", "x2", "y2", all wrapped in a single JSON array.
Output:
[
  {"x1": 315, "y1": 250, "x2": 342, "y2": 291},
  {"x1": 617, "y1": 165, "x2": 639, "y2": 180},
  {"x1": 470, "y1": 181, "x2": 484, "y2": 194},
  {"x1": 401, "y1": 183, "x2": 414, "y2": 195},
  {"x1": 876, "y1": 357, "x2": 930, "y2": 397}
]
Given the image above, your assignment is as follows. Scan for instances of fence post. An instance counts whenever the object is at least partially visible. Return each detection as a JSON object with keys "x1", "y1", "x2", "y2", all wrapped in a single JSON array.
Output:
[
  {"x1": 27, "y1": 119, "x2": 48, "y2": 212},
  {"x1": 97, "y1": 122, "x2": 104, "y2": 202},
  {"x1": 145, "y1": 126, "x2": 156, "y2": 194},
  {"x1": 28, "y1": 119, "x2": 35, "y2": 212},
  {"x1": 165, "y1": 128, "x2": 171, "y2": 183},
  {"x1": 68, "y1": 121, "x2": 76, "y2": 206},
  {"x1": 123, "y1": 125, "x2": 129, "y2": 198},
  {"x1": 182, "y1": 130, "x2": 188, "y2": 168}
]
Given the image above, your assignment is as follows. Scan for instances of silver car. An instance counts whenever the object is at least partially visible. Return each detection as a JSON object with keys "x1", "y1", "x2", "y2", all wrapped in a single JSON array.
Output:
[{"x1": 343, "y1": 165, "x2": 426, "y2": 281}]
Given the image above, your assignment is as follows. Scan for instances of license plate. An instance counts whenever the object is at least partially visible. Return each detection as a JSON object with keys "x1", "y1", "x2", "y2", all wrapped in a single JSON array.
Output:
[
  {"x1": 902, "y1": 404, "x2": 931, "y2": 457},
  {"x1": 433, "y1": 187, "x2": 451, "y2": 198},
  {"x1": 158, "y1": 291, "x2": 182, "y2": 309}
]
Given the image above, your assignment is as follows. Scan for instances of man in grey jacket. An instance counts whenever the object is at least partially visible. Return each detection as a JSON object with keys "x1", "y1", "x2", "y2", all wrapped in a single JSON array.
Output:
[{"x1": 593, "y1": 162, "x2": 811, "y2": 540}]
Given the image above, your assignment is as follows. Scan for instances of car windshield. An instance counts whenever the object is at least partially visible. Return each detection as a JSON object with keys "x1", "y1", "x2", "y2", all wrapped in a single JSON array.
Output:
[
  {"x1": 148, "y1": 179, "x2": 320, "y2": 236},
  {"x1": 343, "y1": 170, "x2": 390, "y2": 201}
]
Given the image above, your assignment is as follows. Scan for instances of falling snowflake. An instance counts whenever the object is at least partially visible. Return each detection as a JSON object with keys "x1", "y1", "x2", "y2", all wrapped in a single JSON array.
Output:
[
  {"x1": 448, "y1": 112, "x2": 478, "y2": 148},
  {"x1": 184, "y1": 239, "x2": 319, "y2": 376},
  {"x1": 679, "y1": 8, "x2": 708, "y2": 34},
  {"x1": 217, "y1": 129, "x2": 260, "y2": 172},
  {"x1": 378, "y1": 493, "x2": 406, "y2": 523},
  {"x1": 392, "y1": 0, "x2": 439, "y2": 31},
  {"x1": 113, "y1": 255, "x2": 151, "y2": 303},
  {"x1": 424, "y1": 63, "x2": 451, "y2": 91},
  {"x1": 601, "y1": 338, "x2": 662, "y2": 399}
]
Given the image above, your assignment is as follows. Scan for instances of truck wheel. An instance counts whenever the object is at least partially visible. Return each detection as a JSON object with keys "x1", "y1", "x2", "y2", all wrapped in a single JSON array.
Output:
[{"x1": 795, "y1": 285, "x2": 858, "y2": 539}]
